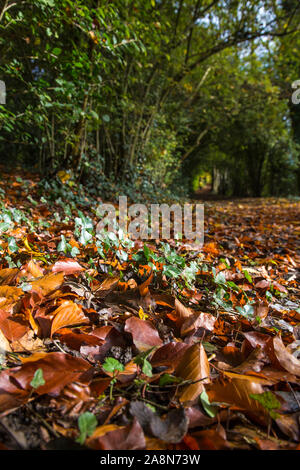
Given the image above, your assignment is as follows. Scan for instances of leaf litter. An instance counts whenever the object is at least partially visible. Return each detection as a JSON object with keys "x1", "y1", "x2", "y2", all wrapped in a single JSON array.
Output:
[{"x1": 0, "y1": 172, "x2": 299, "y2": 449}]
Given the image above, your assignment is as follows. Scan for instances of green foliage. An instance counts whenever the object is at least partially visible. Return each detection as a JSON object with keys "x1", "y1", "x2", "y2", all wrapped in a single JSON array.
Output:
[
  {"x1": 76, "y1": 412, "x2": 98, "y2": 445},
  {"x1": 200, "y1": 390, "x2": 218, "y2": 418},
  {"x1": 134, "y1": 348, "x2": 155, "y2": 378},
  {"x1": 249, "y1": 391, "x2": 281, "y2": 420},
  {"x1": 30, "y1": 368, "x2": 45, "y2": 389},
  {"x1": 102, "y1": 357, "x2": 125, "y2": 374},
  {"x1": 0, "y1": 1, "x2": 299, "y2": 196}
]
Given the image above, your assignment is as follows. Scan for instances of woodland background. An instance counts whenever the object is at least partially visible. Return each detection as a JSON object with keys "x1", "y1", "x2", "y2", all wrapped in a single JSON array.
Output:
[{"x1": 1, "y1": 0, "x2": 300, "y2": 200}]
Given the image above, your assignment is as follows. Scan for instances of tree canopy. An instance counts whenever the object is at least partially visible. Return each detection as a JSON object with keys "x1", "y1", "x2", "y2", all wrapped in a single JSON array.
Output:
[{"x1": 1, "y1": 0, "x2": 300, "y2": 198}]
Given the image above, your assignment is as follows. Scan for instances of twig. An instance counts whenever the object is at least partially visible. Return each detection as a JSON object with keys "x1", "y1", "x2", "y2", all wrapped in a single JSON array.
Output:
[
  {"x1": 25, "y1": 404, "x2": 60, "y2": 439},
  {"x1": 0, "y1": 419, "x2": 26, "y2": 449}
]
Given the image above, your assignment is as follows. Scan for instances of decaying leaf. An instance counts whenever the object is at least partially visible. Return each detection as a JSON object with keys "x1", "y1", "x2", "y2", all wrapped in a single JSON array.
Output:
[
  {"x1": 30, "y1": 272, "x2": 64, "y2": 296},
  {"x1": 51, "y1": 300, "x2": 89, "y2": 336},
  {"x1": 130, "y1": 401, "x2": 189, "y2": 443},
  {"x1": 125, "y1": 316, "x2": 163, "y2": 352},
  {"x1": 175, "y1": 342, "x2": 210, "y2": 402}
]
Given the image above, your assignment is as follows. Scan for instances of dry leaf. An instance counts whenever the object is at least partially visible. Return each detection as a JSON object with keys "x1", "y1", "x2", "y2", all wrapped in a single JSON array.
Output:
[
  {"x1": 0, "y1": 286, "x2": 23, "y2": 308},
  {"x1": 175, "y1": 343, "x2": 210, "y2": 402},
  {"x1": 30, "y1": 272, "x2": 64, "y2": 296},
  {"x1": 51, "y1": 300, "x2": 89, "y2": 336}
]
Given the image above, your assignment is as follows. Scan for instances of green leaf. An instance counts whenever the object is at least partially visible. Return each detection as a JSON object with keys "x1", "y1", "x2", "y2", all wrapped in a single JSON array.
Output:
[
  {"x1": 243, "y1": 270, "x2": 253, "y2": 283},
  {"x1": 200, "y1": 390, "x2": 218, "y2": 418},
  {"x1": 215, "y1": 271, "x2": 226, "y2": 285},
  {"x1": 0, "y1": 223, "x2": 11, "y2": 233},
  {"x1": 159, "y1": 373, "x2": 181, "y2": 387},
  {"x1": 30, "y1": 368, "x2": 45, "y2": 389},
  {"x1": 102, "y1": 357, "x2": 124, "y2": 373},
  {"x1": 57, "y1": 235, "x2": 67, "y2": 253},
  {"x1": 52, "y1": 47, "x2": 62, "y2": 56},
  {"x1": 8, "y1": 237, "x2": 18, "y2": 253},
  {"x1": 76, "y1": 412, "x2": 97, "y2": 445},
  {"x1": 141, "y1": 358, "x2": 152, "y2": 377},
  {"x1": 79, "y1": 228, "x2": 92, "y2": 246},
  {"x1": 71, "y1": 246, "x2": 80, "y2": 257},
  {"x1": 249, "y1": 391, "x2": 281, "y2": 419},
  {"x1": 146, "y1": 403, "x2": 156, "y2": 413},
  {"x1": 236, "y1": 304, "x2": 254, "y2": 317}
]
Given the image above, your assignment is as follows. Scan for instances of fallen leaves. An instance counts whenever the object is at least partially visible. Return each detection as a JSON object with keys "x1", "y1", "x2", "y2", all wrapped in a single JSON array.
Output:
[
  {"x1": 30, "y1": 272, "x2": 64, "y2": 296},
  {"x1": 0, "y1": 352, "x2": 92, "y2": 408},
  {"x1": 130, "y1": 401, "x2": 188, "y2": 443},
  {"x1": 125, "y1": 316, "x2": 163, "y2": 352},
  {"x1": 175, "y1": 343, "x2": 210, "y2": 402},
  {"x1": 50, "y1": 300, "x2": 89, "y2": 336},
  {"x1": 86, "y1": 418, "x2": 145, "y2": 450},
  {"x1": 0, "y1": 286, "x2": 23, "y2": 308},
  {"x1": 0, "y1": 177, "x2": 299, "y2": 450},
  {"x1": 271, "y1": 335, "x2": 300, "y2": 377},
  {"x1": 0, "y1": 268, "x2": 18, "y2": 286},
  {"x1": 51, "y1": 260, "x2": 84, "y2": 275}
]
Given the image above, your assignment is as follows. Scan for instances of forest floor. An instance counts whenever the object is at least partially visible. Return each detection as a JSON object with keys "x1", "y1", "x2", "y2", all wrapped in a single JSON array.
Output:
[{"x1": 0, "y1": 170, "x2": 299, "y2": 450}]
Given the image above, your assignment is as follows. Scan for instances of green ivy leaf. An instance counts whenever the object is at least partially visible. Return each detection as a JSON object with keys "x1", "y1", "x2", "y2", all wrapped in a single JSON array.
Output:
[
  {"x1": 243, "y1": 270, "x2": 253, "y2": 283},
  {"x1": 76, "y1": 412, "x2": 97, "y2": 445},
  {"x1": 141, "y1": 358, "x2": 153, "y2": 377},
  {"x1": 30, "y1": 368, "x2": 45, "y2": 389},
  {"x1": 8, "y1": 237, "x2": 19, "y2": 253},
  {"x1": 159, "y1": 373, "x2": 181, "y2": 387},
  {"x1": 200, "y1": 390, "x2": 218, "y2": 418},
  {"x1": 102, "y1": 357, "x2": 124, "y2": 373},
  {"x1": 249, "y1": 391, "x2": 281, "y2": 419}
]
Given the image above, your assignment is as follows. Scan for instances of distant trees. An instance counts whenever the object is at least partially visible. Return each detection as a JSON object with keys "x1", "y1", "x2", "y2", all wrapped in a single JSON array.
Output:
[{"x1": 0, "y1": 0, "x2": 299, "y2": 198}]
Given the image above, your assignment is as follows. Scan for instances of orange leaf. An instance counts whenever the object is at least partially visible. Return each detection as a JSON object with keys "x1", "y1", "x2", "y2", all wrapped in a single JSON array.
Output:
[
  {"x1": 138, "y1": 273, "x2": 153, "y2": 297},
  {"x1": 174, "y1": 298, "x2": 194, "y2": 326},
  {"x1": 207, "y1": 376, "x2": 268, "y2": 423},
  {"x1": 26, "y1": 260, "x2": 44, "y2": 278},
  {"x1": 0, "y1": 286, "x2": 23, "y2": 308},
  {"x1": 30, "y1": 272, "x2": 64, "y2": 296},
  {"x1": 175, "y1": 343, "x2": 210, "y2": 403},
  {"x1": 271, "y1": 336, "x2": 300, "y2": 377},
  {"x1": 51, "y1": 300, "x2": 88, "y2": 337},
  {"x1": 0, "y1": 268, "x2": 18, "y2": 286}
]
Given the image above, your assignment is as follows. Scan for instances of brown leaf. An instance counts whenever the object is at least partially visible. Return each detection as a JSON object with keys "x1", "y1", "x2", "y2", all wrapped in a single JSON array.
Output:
[
  {"x1": 181, "y1": 312, "x2": 216, "y2": 337},
  {"x1": 125, "y1": 316, "x2": 162, "y2": 352},
  {"x1": 0, "y1": 268, "x2": 18, "y2": 286},
  {"x1": 253, "y1": 302, "x2": 269, "y2": 320},
  {"x1": 153, "y1": 293, "x2": 174, "y2": 308},
  {"x1": 94, "y1": 276, "x2": 120, "y2": 298},
  {"x1": 0, "y1": 286, "x2": 23, "y2": 308},
  {"x1": 207, "y1": 376, "x2": 269, "y2": 424},
  {"x1": 174, "y1": 298, "x2": 194, "y2": 326},
  {"x1": 11, "y1": 352, "x2": 92, "y2": 395},
  {"x1": 51, "y1": 260, "x2": 84, "y2": 275},
  {"x1": 138, "y1": 273, "x2": 153, "y2": 297},
  {"x1": 26, "y1": 260, "x2": 44, "y2": 278},
  {"x1": 30, "y1": 272, "x2": 64, "y2": 296},
  {"x1": 192, "y1": 428, "x2": 230, "y2": 450},
  {"x1": 51, "y1": 300, "x2": 89, "y2": 336},
  {"x1": 80, "y1": 326, "x2": 127, "y2": 362},
  {"x1": 271, "y1": 336, "x2": 300, "y2": 377},
  {"x1": 0, "y1": 310, "x2": 29, "y2": 341},
  {"x1": 10, "y1": 330, "x2": 45, "y2": 353},
  {"x1": 0, "y1": 328, "x2": 11, "y2": 353},
  {"x1": 0, "y1": 370, "x2": 28, "y2": 414},
  {"x1": 175, "y1": 343, "x2": 210, "y2": 403},
  {"x1": 86, "y1": 418, "x2": 145, "y2": 450},
  {"x1": 151, "y1": 342, "x2": 190, "y2": 369}
]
